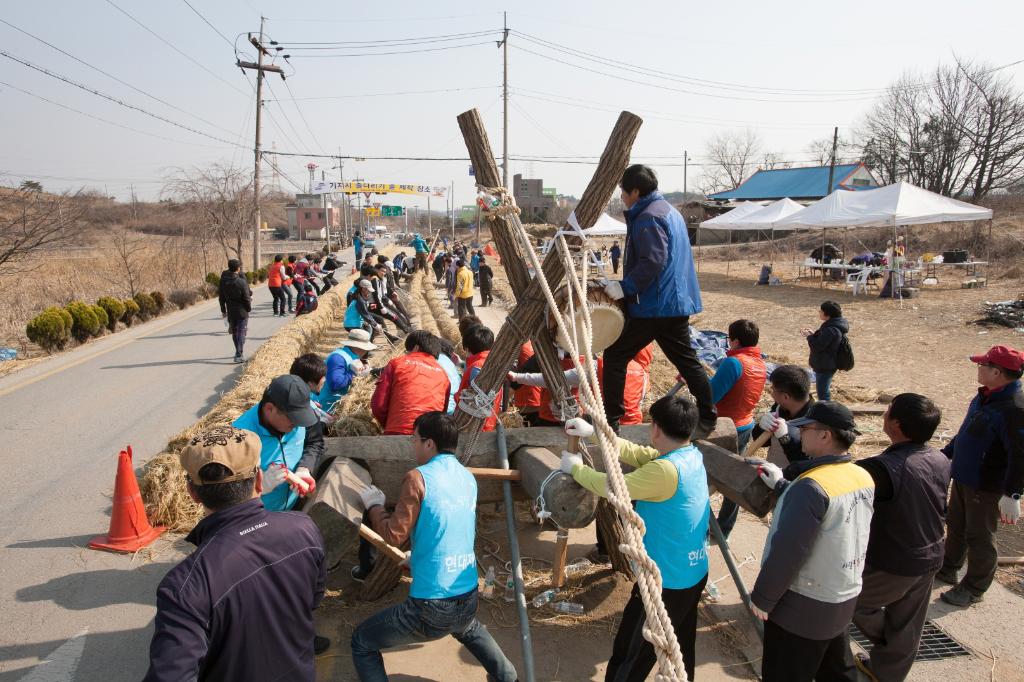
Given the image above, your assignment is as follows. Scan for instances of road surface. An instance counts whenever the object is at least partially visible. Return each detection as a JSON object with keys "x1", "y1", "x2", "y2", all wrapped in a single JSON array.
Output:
[{"x1": 0, "y1": 280, "x2": 302, "y2": 680}]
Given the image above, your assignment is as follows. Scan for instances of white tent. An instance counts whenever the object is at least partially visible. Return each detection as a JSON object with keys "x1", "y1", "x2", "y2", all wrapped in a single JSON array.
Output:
[
  {"x1": 567, "y1": 211, "x2": 627, "y2": 236},
  {"x1": 700, "y1": 201, "x2": 768, "y2": 228},
  {"x1": 775, "y1": 181, "x2": 992, "y2": 228},
  {"x1": 728, "y1": 198, "x2": 806, "y2": 230}
]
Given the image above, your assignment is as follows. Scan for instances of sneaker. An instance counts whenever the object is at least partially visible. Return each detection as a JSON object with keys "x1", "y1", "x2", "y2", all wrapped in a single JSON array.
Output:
[
  {"x1": 351, "y1": 565, "x2": 371, "y2": 583},
  {"x1": 314, "y1": 635, "x2": 331, "y2": 655},
  {"x1": 854, "y1": 652, "x2": 879, "y2": 682},
  {"x1": 692, "y1": 417, "x2": 718, "y2": 441},
  {"x1": 940, "y1": 585, "x2": 983, "y2": 607},
  {"x1": 934, "y1": 567, "x2": 959, "y2": 585},
  {"x1": 233, "y1": 354, "x2": 244, "y2": 363}
]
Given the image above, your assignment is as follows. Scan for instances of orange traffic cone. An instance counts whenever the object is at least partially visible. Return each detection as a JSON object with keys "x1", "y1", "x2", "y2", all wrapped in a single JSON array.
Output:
[{"x1": 90, "y1": 446, "x2": 165, "y2": 553}]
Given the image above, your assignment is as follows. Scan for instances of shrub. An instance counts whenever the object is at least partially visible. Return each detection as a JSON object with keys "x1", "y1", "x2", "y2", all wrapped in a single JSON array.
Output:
[
  {"x1": 205, "y1": 272, "x2": 221, "y2": 286},
  {"x1": 133, "y1": 292, "x2": 158, "y2": 320},
  {"x1": 64, "y1": 301, "x2": 101, "y2": 341},
  {"x1": 26, "y1": 310, "x2": 70, "y2": 352},
  {"x1": 121, "y1": 298, "x2": 140, "y2": 326},
  {"x1": 43, "y1": 306, "x2": 73, "y2": 335},
  {"x1": 90, "y1": 305, "x2": 109, "y2": 334},
  {"x1": 150, "y1": 291, "x2": 166, "y2": 312},
  {"x1": 169, "y1": 288, "x2": 200, "y2": 308},
  {"x1": 257, "y1": 267, "x2": 268, "y2": 282},
  {"x1": 197, "y1": 283, "x2": 217, "y2": 299},
  {"x1": 244, "y1": 271, "x2": 257, "y2": 285},
  {"x1": 96, "y1": 297, "x2": 126, "y2": 332}
]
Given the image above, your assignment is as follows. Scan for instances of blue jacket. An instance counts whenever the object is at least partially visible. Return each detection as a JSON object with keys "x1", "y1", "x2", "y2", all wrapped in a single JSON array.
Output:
[
  {"x1": 410, "y1": 236, "x2": 429, "y2": 253},
  {"x1": 620, "y1": 191, "x2": 702, "y2": 318},
  {"x1": 470, "y1": 253, "x2": 480, "y2": 273},
  {"x1": 233, "y1": 405, "x2": 307, "y2": 511},
  {"x1": 145, "y1": 499, "x2": 325, "y2": 682},
  {"x1": 353, "y1": 236, "x2": 363, "y2": 252},
  {"x1": 943, "y1": 381, "x2": 1024, "y2": 496},
  {"x1": 317, "y1": 347, "x2": 360, "y2": 413}
]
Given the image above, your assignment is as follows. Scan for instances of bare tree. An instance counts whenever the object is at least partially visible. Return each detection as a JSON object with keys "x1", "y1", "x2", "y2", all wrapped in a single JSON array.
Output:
[
  {"x1": 163, "y1": 163, "x2": 255, "y2": 267},
  {"x1": 110, "y1": 227, "x2": 146, "y2": 297},
  {"x1": 0, "y1": 187, "x2": 94, "y2": 275},
  {"x1": 805, "y1": 134, "x2": 859, "y2": 166},
  {"x1": 701, "y1": 129, "x2": 762, "y2": 193},
  {"x1": 761, "y1": 152, "x2": 792, "y2": 170}
]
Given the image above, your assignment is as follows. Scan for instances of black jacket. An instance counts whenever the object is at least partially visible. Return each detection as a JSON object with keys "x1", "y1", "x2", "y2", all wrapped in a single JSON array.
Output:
[
  {"x1": 807, "y1": 316, "x2": 849, "y2": 372},
  {"x1": 218, "y1": 270, "x2": 252, "y2": 320},
  {"x1": 478, "y1": 264, "x2": 494, "y2": 288},
  {"x1": 145, "y1": 498, "x2": 326, "y2": 681}
]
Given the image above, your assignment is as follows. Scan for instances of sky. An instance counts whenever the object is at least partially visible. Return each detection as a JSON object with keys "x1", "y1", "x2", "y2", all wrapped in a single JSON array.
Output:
[{"x1": 1, "y1": 0, "x2": 1023, "y2": 214}]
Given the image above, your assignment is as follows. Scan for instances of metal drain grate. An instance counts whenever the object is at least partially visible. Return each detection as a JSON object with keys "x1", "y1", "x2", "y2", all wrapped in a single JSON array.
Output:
[{"x1": 849, "y1": 621, "x2": 970, "y2": 662}]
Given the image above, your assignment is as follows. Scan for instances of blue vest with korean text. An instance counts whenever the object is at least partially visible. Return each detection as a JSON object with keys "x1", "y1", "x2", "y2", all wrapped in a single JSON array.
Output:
[{"x1": 233, "y1": 404, "x2": 305, "y2": 512}]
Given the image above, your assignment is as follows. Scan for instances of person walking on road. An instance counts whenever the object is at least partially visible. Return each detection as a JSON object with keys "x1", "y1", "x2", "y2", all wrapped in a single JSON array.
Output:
[
  {"x1": 144, "y1": 426, "x2": 326, "y2": 682},
  {"x1": 351, "y1": 412, "x2": 518, "y2": 682},
  {"x1": 600, "y1": 164, "x2": 716, "y2": 439},
  {"x1": 353, "y1": 231, "x2": 363, "y2": 263},
  {"x1": 851, "y1": 393, "x2": 950, "y2": 681},
  {"x1": 477, "y1": 256, "x2": 494, "y2": 307},
  {"x1": 218, "y1": 258, "x2": 252, "y2": 363},
  {"x1": 410, "y1": 232, "x2": 430, "y2": 272},
  {"x1": 936, "y1": 345, "x2": 1024, "y2": 607},
  {"x1": 268, "y1": 254, "x2": 287, "y2": 317},
  {"x1": 751, "y1": 401, "x2": 873, "y2": 682},
  {"x1": 560, "y1": 395, "x2": 710, "y2": 682},
  {"x1": 609, "y1": 239, "x2": 621, "y2": 274},
  {"x1": 454, "y1": 259, "x2": 476, "y2": 320},
  {"x1": 802, "y1": 300, "x2": 850, "y2": 401}
]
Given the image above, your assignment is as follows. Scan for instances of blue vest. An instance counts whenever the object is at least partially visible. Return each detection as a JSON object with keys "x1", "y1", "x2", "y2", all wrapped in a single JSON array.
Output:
[
  {"x1": 635, "y1": 445, "x2": 710, "y2": 589},
  {"x1": 344, "y1": 299, "x2": 364, "y2": 329},
  {"x1": 316, "y1": 347, "x2": 358, "y2": 412},
  {"x1": 435, "y1": 354, "x2": 461, "y2": 414},
  {"x1": 233, "y1": 404, "x2": 306, "y2": 512},
  {"x1": 409, "y1": 454, "x2": 478, "y2": 599}
]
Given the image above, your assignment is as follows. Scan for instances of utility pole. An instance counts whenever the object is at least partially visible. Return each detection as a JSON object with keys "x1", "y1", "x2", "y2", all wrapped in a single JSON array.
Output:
[
  {"x1": 498, "y1": 12, "x2": 510, "y2": 189},
  {"x1": 236, "y1": 17, "x2": 284, "y2": 269},
  {"x1": 683, "y1": 150, "x2": 688, "y2": 198},
  {"x1": 826, "y1": 126, "x2": 839, "y2": 194}
]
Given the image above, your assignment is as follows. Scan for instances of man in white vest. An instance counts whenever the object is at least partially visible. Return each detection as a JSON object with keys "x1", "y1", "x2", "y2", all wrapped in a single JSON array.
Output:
[{"x1": 751, "y1": 401, "x2": 875, "y2": 682}]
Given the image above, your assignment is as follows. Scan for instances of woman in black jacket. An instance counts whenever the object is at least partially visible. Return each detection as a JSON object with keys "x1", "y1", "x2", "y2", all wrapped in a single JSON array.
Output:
[{"x1": 802, "y1": 300, "x2": 848, "y2": 400}]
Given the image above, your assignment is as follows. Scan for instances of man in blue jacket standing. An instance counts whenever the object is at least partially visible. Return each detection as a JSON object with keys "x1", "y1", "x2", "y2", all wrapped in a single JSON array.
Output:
[{"x1": 602, "y1": 165, "x2": 716, "y2": 438}]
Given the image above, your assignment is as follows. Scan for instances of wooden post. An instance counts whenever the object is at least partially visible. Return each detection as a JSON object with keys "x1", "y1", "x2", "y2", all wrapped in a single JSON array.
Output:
[{"x1": 552, "y1": 528, "x2": 569, "y2": 588}]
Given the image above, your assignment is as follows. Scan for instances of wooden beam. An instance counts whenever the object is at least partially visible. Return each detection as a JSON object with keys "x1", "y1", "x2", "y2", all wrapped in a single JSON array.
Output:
[
  {"x1": 467, "y1": 467, "x2": 521, "y2": 481},
  {"x1": 552, "y1": 529, "x2": 569, "y2": 588}
]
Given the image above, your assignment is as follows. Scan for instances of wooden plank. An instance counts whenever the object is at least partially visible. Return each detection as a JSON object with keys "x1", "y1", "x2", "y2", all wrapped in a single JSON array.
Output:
[
  {"x1": 551, "y1": 529, "x2": 569, "y2": 588},
  {"x1": 359, "y1": 524, "x2": 406, "y2": 565},
  {"x1": 467, "y1": 467, "x2": 521, "y2": 481}
]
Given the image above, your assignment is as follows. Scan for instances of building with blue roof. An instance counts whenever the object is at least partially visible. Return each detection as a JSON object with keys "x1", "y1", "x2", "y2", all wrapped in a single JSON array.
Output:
[{"x1": 707, "y1": 162, "x2": 879, "y2": 201}]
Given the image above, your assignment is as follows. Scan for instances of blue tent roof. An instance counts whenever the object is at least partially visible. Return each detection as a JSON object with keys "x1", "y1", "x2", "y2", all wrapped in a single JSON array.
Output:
[{"x1": 708, "y1": 164, "x2": 874, "y2": 200}]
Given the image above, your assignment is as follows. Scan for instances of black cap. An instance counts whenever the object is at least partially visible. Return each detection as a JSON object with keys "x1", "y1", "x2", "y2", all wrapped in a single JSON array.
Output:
[
  {"x1": 788, "y1": 400, "x2": 861, "y2": 435},
  {"x1": 263, "y1": 375, "x2": 317, "y2": 428}
]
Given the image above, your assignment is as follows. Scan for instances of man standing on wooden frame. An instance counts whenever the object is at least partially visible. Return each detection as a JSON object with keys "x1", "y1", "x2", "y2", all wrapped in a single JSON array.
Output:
[{"x1": 601, "y1": 164, "x2": 716, "y2": 438}]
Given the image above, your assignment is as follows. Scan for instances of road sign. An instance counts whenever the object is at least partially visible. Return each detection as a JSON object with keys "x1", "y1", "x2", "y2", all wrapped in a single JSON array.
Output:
[
  {"x1": 542, "y1": 187, "x2": 557, "y2": 197},
  {"x1": 381, "y1": 205, "x2": 404, "y2": 216},
  {"x1": 365, "y1": 207, "x2": 381, "y2": 217}
]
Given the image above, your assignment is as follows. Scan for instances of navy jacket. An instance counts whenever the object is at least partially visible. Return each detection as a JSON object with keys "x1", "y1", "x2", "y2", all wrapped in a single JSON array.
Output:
[
  {"x1": 807, "y1": 316, "x2": 849, "y2": 372},
  {"x1": 943, "y1": 381, "x2": 1024, "y2": 497},
  {"x1": 620, "y1": 192, "x2": 702, "y2": 318},
  {"x1": 145, "y1": 499, "x2": 326, "y2": 682}
]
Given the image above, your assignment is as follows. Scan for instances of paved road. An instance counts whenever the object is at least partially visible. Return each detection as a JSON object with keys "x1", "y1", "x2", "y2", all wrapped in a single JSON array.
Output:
[{"x1": 0, "y1": 283, "x2": 296, "y2": 681}]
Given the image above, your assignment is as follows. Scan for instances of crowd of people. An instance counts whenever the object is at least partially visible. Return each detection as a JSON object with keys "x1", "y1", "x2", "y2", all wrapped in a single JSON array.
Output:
[{"x1": 151, "y1": 164, "x2": 1022, "y2": 682}]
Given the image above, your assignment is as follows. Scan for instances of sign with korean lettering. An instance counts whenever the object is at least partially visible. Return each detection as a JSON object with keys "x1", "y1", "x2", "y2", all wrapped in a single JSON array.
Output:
[
  {"x1": 381, "y1": 205, "x2": 404, "y2": 217},
  {"x1": 311, "y1": 181, "x2": 449, "y2": 197}
]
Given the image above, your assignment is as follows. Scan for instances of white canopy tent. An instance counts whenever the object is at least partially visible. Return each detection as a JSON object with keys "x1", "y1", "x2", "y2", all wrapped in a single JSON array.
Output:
[
  {"x1": 573, "y1": 211, "x2": 627, "y2": 236},
  {"x1": 699, "y1": 201, "x2": 768, "y2": 228},
  {"x1": 730, "y1": 198, "x2": 807, "y2": 230}
]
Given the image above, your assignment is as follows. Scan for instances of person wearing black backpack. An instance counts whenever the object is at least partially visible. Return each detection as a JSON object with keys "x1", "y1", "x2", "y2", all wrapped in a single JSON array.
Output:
[{"x1": 802, "y1": 300, "x2": 850, "y2": 401}]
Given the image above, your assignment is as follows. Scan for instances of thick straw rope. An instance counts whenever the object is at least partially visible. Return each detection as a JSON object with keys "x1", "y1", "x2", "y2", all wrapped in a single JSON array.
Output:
[{"x1": 504, "y1": 211, "x2": 688, "y2": 680}]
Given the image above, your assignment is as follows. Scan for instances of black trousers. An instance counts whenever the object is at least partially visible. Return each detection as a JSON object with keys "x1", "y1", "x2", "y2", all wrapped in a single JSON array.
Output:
[
  {"x1": 606, "y1": 577, "x2": 706, "y2": 682},
  {"x1": 479, "y1": 284, "x2": 493, "y2": 306},
  {"x1": 942, "y1": 481, "x2": 1002, "y2": 595},
  {"x1": 269, "y1": 286, "x2": 286, "y2": 315},
  {"x1": 611, "y1": 257, "x2": 620, "y2": 274},
  {"x1": 602, "y1": 316, "x2": 715, "y2": 426},
  {"x1": 761, "y1": 619, "x2": 857, "y2": 682}
]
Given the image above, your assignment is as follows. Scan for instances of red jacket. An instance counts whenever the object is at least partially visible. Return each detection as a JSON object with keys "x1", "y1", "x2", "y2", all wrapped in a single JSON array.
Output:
[
  {"x1": 456, "y1": 350, "x2": 502, "y2": 432},
  {"x1": 513, "y1": 342, "x2": 542, "y2": 411},
  {"x1": 371, "y1": 352, "x2": 450, "y2": 435},
  {"x1": 267, "y1": 262, "x2": 285, "y2": 287},
  {"x1": 715, "y1": 346, "x2": 766, "y2": 428}
]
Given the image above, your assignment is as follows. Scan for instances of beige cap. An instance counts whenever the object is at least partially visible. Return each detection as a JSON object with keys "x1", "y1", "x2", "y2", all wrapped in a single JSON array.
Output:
[{"x1": 180, "y1": 426, "x2": 261, "y2": 485}]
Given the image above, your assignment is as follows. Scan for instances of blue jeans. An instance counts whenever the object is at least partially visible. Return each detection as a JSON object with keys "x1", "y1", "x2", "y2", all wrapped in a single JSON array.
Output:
[
  {"x1": 716, "y1": 426, "x2": 752, "y2": 538},
  {"x1": 350, "y1": 589, "x2": 517, "y2": 682},
  {"x1": 816, "y1": 370, "x2": 835, "y2": 401}
]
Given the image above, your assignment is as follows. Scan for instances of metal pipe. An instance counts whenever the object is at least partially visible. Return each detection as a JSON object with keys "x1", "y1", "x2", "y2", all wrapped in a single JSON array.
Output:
[
  {"x1": 708, "y1": 513, "x2": 764, "y2": 643},
  {"x1": 495, "y1": 421, "x2": 536, "y2": 682}
]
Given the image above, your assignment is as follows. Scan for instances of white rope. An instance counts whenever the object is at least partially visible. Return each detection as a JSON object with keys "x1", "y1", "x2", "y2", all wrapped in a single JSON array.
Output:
[
  {"x1": 514, "y1": 221, "x2": 689, "y2": 681},
  {"x1": 457, "y1": 375, "x2": 499, "y2": 419}
]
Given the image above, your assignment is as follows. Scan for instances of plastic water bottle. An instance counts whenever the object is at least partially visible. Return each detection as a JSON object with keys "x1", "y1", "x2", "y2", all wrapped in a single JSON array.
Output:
[
  {"x1": 481, "y1": 566, "x2": 496, "y2": 599},
  {"x1": 705, "y1": 582, "x2": 721, "y2": 602},
  {"x1": 531, "y1": 588, "x2": 559, "y2": 608},
  {"x1": 551, "y1": 601, "x2": 585, "y2": 615},
  {"x1": 563, "y1": 558, "x2": 593, "y2": 578},
  {"x1": 504, "y1": 575, "x2": 516, "y2": 602}
]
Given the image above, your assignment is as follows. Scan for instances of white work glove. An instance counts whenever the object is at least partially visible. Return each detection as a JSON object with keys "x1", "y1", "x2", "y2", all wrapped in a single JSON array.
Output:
[
  {"x1": 564, "y1": 417, "x2": 594, "y2": 439},
  {"x1": 359, "y1": 485, "x2": 386, "y2": 510},
  {"x1": 999, "y1": 495, "x2": 1021, "y2": 524},
  {"x1": 603, "y1": 280, "x2": 624, "y2": 301},
  {"x1": 758, "y1": 412, "x2": 788, "y2": 440},
  {"x1": 263, "y1": 463, "x2": 289, "y2": 490},
  {"x1": 293, "y1": 467, "x2": 316, "y2": 496},
  {"x1": 400, "y1": 550, "x2": 412, "y2": 570},
  {"x1": 560, "y1": 450, "x2": 584, "y2": 474},
  {"x1": 758, "y1": 462, "x2": 784, "y2": 490}
]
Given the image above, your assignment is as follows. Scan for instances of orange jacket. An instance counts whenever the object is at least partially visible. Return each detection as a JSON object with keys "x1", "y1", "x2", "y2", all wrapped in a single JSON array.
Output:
[
  {"x1": 621, "y1": 345, "x2": 653, "y2": 425},
  {"x1": 267, "y1": 262, "x2": 285, "y2": 287},
  {"x1": 456, "y1": 350, "x2": 502, "y2": 431},
  {"x1": 513, "y1": 342, "x2": 542, "y2": 410},
  {"x1": 371, "y1": 352, "x2": 450, "y2": 435},
  {"x1": 714, "y1": 346, "x2": 766, "y2": 428}
]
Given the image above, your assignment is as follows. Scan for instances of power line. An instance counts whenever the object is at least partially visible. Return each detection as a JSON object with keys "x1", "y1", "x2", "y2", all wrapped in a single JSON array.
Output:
[
  {"x1": 262, "y1": 78, "x2": 315, "y2": 153},
  {"x1": 0, "y1": 17, "x2": 238, "y2": 136},
  {"x1": 0, "y1": 49, "x2": 245, "y2": 147},
  {"x1": 102, "y1": 0, "x2": 248, "y2": 97},
  {"x1": 278, "y1": 29, "x2": 500, "y2": 47},
  {"x1": 282, "y1": 77, "x2": 326, "y2": 151},
  {"x1": 266, "y1": 11, "x2": 502, "y2": 24},
  {"x1": 277, "y1": 85, "x2": 499, "y2": 101},
  {"x1": 283, "y1": 40, "x2": 499, "y2": 59},
  {"x1": 178, "y1": 0, "x2": 235, "y2": 48}
]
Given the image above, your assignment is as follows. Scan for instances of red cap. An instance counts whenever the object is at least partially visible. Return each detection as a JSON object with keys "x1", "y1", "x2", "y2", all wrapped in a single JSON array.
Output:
[{"x1": 970, "y1": 345, "x2": 1024, "y2": 372}]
